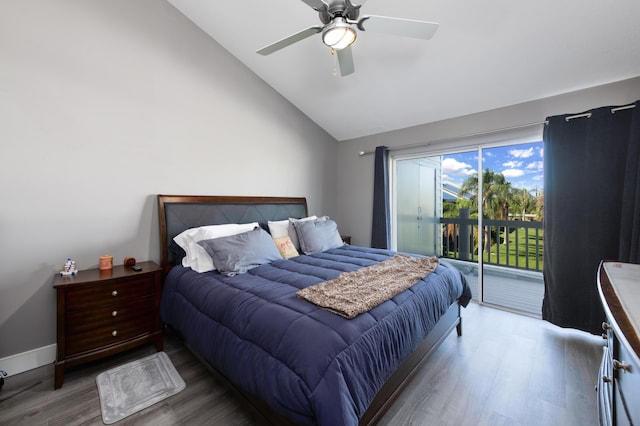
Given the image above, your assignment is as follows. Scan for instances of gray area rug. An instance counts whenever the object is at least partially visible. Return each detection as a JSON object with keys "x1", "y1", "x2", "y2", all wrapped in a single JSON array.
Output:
[{"x1": 96, "y1": 351, "x2": 185, "y2": 424}]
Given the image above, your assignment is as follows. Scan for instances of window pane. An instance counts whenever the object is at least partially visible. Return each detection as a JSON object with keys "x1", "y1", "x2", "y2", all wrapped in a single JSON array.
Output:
[
  {"x1": 480, "y1": 142, "x2": 544, "y2": 315},
  {"x1": 441, "y1": 151, "x2": 479, "y2": 299},
  {"x1": 395, "y1": 157, "x2": 441, "y2": 256}
]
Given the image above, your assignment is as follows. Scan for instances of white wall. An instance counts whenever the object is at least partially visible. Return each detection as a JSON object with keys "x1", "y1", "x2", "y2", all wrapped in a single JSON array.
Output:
[
  {"x1": 0, "y1": 0, "x2": 338, "y2": 364},
  {"x1": 336, "y1": 77, "x2": 640, "y2": 247}
]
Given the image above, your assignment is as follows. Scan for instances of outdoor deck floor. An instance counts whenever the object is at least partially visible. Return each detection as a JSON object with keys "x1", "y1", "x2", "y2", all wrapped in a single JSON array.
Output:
[{"x1": 447, "y1": 259, "x2": 544, "y2": 316}]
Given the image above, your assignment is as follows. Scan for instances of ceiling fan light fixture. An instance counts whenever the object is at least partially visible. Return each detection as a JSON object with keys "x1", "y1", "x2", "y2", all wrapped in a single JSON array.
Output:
[{"x1": 322, "y1": 18, "x2": 356, "y2": 50}]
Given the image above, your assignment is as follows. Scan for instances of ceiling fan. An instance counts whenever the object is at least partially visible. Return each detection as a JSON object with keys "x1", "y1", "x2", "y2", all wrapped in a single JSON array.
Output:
[{"x1": 256, "y1": 0, "x2": 439, "y2": 77}]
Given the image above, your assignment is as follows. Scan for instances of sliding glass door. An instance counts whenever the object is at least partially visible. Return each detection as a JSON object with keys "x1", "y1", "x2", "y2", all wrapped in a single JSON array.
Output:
[
  {"x1": 479, "y1": 144, "x2": 544, "y2": 314},
  {"x1": 392, "y1": 142, "x2": 544, "y2": 315}
]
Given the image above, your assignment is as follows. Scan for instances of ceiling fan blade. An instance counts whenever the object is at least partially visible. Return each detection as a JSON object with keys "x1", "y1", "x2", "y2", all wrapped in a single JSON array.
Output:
[
  {"x1": 337, "y1": 46, "x2": 355, "y2": 77},
  {"x1": 257, "y1": 26, "x2": 323, "y2": 56},
  {"x1": 299, "y1": 0, "x2": 327, "y2": 12},
  {"x1": 359, "y1": 15, "x2": 439, "y2": 40}
]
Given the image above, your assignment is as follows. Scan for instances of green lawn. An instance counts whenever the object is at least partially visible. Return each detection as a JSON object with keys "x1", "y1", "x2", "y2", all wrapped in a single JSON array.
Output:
[{"x1": 483, "y1": 226, "x2": 544, "y2": 270}]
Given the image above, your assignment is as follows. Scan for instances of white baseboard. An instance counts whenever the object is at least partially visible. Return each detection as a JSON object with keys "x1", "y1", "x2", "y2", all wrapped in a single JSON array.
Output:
[{"x1": 0, "y1": 344, "x2": 56, "y2": 377}]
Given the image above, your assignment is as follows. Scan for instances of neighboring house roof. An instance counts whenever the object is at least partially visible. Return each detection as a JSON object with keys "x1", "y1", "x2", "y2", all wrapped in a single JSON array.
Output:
[{"x1": 443, "y1": 181, "x2": 471, "y2": 201}]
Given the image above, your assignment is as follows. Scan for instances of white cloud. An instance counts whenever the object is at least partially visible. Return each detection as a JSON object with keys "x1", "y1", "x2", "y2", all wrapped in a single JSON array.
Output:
[
  {"x1": 442, "y1": 158, "x2": 476, "y2": 176},
  {"x1": 503, "y1": 160, "x2": 523, "y2": 168},
  {"x1": 509, "y1": 147, "x2": 534, "y2": 158},
  {"x1": 502, "y1": 169, "x2": 525, "y2": 178},
  {"x1": 526, "y1": 161, "x2": 543, "y2": 171}
]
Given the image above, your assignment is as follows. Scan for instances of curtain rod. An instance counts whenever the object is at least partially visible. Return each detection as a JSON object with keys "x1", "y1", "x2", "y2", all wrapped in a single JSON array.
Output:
[
  {"x1": 358, "y1": 120, "x2": 546, "y2": 156},
  {"x1": 565, "y1": 103, "x2": 636, "y2": 121},
  {"x1": 358, "y1": 102, "x2": 637, "y2": 156}
]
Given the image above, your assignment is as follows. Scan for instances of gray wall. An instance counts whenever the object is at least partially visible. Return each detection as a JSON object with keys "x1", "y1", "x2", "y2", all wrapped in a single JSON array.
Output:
[
  {"x1": 0, "y1": 0, "x2": 338, "y2": 359},
  {"x1": 336, "y1": 77, "x2": 640, "y2": 247}
]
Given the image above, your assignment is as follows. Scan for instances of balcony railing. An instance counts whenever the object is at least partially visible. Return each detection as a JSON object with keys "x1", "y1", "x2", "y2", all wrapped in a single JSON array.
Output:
[{"x1": 441, "y1": 210, "x2": 543, "y2": 272}]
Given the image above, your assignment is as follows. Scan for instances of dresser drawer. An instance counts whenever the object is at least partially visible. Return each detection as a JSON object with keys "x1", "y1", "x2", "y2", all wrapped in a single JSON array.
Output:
[
  {"x1": 598, "y1": 346, "x2": 613, "y2": 426},
  {"x1": 614, "y1": 338, "x2": 639, "y2": 423},
  {"x1": 66, "y1": 276, "x2": 154, "y2": 310},
  {"x1": 65, "y1": 306, "x2": 155, "y2": 355},
  {"x1": 598, "y1": 262, "x2": 640, "y2": 426}
]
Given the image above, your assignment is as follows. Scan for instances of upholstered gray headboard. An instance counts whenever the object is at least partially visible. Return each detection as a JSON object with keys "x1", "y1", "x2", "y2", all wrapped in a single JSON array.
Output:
[{"x1": 158, "y1": 195, "x2": 308, "y2": 272}]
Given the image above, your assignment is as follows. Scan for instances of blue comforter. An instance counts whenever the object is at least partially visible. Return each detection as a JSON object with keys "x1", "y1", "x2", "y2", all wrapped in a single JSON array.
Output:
[{"x1": 160, "y1": 245, "x2": 470, "y2": 425}]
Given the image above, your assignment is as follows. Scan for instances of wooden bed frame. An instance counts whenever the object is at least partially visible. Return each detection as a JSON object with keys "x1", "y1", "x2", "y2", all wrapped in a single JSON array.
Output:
[{"x1": 157, "y1": 194, "x2": 463, "y2": 425}]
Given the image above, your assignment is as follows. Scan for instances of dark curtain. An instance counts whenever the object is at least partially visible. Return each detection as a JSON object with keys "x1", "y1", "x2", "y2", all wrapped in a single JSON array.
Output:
[
  {"x1": 371, "y1": 146, "x2": 390, "y2": 249},
  {"x1": 542, "y1": 100, "x2": 640, "y2": 335}
]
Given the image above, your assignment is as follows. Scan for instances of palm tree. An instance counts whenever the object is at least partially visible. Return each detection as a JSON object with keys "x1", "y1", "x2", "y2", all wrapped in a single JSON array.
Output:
[
  {"x1": 511, "y1": 187, "x2": 535, "y2": 220},
  {"x1": 459, "y1": 169, "x2": 513, "y2": 252},
  {"x1": 459, "y1": 169, "x2": 513, "y2": 220}
]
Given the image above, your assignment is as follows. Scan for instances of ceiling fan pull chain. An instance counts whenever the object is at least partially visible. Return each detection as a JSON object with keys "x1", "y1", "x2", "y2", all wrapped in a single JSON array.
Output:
[{"x1": 331, "y1": 48, "x2": 338, "y2": 76}]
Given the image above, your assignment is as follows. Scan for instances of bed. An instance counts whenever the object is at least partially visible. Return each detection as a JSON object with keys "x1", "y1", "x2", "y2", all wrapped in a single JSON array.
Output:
[{"x1": 157, "y1": 195, "x2": 471, "y2": 425}]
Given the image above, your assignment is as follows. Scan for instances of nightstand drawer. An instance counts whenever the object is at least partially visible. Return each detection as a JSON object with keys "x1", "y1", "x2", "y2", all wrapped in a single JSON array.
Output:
[
  {"x1": 66, "y1": 276, "x2": 154, "y2": 310},
  {"x1": 66, "y1": 296, "x2": 153, "y2": 335},
  {"x1": 66, "y1": 309, "x2": 155, "y2": 355}
]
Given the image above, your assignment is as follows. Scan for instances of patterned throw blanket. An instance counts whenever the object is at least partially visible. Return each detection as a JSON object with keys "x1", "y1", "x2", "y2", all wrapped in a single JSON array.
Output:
[{"x1": 296, "y1": 254, "x2": 439, "y2": 319}]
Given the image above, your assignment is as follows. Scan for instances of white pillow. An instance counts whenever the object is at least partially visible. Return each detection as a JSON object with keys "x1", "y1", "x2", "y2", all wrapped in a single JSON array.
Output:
[
  {"x1": 269, "y1": 216, "x2": 317, "y2": 251},
  {"x1": 173, "y1": 228, "x2": 202, "y2": 268},
  {"x1": 173, "y1": 222, "x2": 259, "y2": 272},
  {"x1": 267, "y1": 219, "x2": 291, "y2": 239}
]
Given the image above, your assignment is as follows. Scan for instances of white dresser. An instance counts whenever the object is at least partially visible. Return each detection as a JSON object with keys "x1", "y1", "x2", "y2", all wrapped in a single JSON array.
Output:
[{"x1": 597, "y1": 261, "x2": 640, "y2": 426}]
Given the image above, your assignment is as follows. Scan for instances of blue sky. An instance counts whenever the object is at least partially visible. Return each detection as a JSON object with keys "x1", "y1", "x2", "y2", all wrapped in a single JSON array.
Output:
[{"x1": 441, "y1": 141, "x2": 544, "y2": 193}]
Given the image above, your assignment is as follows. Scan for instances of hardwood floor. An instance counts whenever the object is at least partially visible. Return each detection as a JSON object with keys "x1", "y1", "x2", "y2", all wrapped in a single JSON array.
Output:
[
  {"x1": 0, "y1": 303, "x2": 603, "y2": 426},
  {"x1": 378, "y1": 303, "x2": 603, "y2": 426}
]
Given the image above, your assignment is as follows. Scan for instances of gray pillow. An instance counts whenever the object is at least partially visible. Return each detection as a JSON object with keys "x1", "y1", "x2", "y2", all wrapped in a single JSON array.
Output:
[
  {"x1": 198, "y1": 227, "x2": 282, "y2": 276},
  {"x1": 293, "y1": 218, "x2": 344, "y2": 255}
]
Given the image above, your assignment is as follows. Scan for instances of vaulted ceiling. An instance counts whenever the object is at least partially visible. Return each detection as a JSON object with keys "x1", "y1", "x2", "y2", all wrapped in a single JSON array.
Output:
[{"x1": 167, "y1": 0, "x2": 640, "y2": 141}]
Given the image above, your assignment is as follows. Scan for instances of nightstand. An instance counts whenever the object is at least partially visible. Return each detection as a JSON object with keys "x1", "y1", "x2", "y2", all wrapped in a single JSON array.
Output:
[{"x1": 53, "y1": 261, "x2": 163, "y2": 389}]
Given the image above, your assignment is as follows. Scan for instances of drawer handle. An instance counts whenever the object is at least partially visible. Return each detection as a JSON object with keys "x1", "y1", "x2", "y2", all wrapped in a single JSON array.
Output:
[
  {"x1": 112, "y1": 310, "x2": 118, "y2": 317},
  {"x1": 602, "y1": 322, "x2": 612, "y2": 331},
  {"x1": 112, "y1": 330, "x2": 118, "y2": 337},
  {"x1": 112, "y1": 290, "x2": 118, "y2": 297},
  {"x1": 613, "y1": 359, "x2": 632, "y2": 372},
  {"x1": 602, "y1": 376, "x2": 612, "y2": 383}
]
